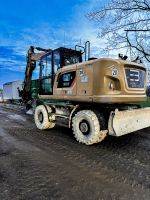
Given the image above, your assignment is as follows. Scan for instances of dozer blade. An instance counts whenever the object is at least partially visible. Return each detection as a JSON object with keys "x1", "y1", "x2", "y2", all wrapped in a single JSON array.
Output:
[{"x1": 108, "y1": 107, "x2": 150, "y2": 137}]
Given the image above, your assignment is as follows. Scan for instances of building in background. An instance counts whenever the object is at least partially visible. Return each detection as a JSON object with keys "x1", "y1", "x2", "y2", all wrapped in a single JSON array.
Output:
[
  {"x1": 3, "y1": 80, "x2": 23, "y2": 100},
  {"x1": 0, "y1": 89, "x2": 3, "y2": 102}
]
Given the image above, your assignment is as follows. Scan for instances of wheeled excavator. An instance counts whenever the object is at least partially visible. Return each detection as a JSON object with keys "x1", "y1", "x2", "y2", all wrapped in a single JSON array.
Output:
[{"x1": 19, "y1": 41, "x2": 150, "y2": 145}]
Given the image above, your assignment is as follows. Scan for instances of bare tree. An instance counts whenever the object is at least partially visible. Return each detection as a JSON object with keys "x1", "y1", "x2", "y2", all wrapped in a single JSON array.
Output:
[{"x1": 88, "y1": 0, "x2": 150, "y2": 61}]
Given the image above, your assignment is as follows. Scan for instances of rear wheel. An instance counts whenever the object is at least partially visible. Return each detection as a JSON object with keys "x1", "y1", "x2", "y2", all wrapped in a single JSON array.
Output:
[
  {"x1": 72, "y1": 110, "x2": 107, "y2": 145},
  {"x1": 34, "y1": 105, "x2": 55, "y2": 130}
]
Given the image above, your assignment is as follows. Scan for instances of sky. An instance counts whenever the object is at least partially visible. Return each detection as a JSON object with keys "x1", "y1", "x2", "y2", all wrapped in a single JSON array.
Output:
[{"x1": 0, "y1": 0, "x2": 111, "y2": 89}]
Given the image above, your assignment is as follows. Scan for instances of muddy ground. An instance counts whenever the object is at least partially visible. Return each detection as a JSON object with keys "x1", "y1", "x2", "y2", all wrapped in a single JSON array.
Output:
[{"x1": 0, "y1": 106, "x2": 150, "y2": 200}]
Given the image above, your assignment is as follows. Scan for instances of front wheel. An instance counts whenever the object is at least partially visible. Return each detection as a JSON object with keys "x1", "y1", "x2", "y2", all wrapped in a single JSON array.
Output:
[
  {"x1": 72, "y1": 110, "x2": 107, "y2": 145},
  {"x1": 34, "y1": 105, "x2": 55, "y2": 130}
]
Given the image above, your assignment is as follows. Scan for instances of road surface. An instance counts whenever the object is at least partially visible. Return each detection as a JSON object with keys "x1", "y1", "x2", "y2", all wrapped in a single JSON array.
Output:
[{"x1": 0, "y1": 106, "x2": 150, "y2": 200}]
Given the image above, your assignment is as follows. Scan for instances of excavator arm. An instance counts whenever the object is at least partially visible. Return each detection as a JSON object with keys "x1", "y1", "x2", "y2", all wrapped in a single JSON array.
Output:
[{"x1": 20, "y1": 46, "x2": 51, "y2": 102}]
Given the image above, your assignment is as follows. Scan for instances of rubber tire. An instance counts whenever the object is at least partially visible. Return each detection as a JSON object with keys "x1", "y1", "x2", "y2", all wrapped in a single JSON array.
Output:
[
  {"x1": 72, "y1": 110, "x2": 106, "y2": 145},
  {"x1": 45, "y1": 105, "x2": 56, "y2": 129},
  {"x1": 34, "y1": 105, "x2": 55, "y2": 130}
]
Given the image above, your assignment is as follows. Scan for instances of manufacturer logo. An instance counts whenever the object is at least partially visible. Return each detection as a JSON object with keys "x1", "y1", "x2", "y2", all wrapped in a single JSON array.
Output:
[{"x1": 112, "y1": 68, "x2": 118, "y2": 76}]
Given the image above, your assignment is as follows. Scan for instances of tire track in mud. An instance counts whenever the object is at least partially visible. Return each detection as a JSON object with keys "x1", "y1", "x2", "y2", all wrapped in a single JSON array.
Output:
[
  {"x1": 1, "y1": 108, "x2": 150, "y2": 199},
  {"x1": 3, "y1": 125, "x2": 150, "y2": 199}
]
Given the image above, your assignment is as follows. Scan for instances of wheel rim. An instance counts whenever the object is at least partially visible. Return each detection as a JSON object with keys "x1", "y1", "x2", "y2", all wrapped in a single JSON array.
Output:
[
  {"x1": 79, "y1": 120, "x2": 90, "y2": 135},
  {"x1": 38, "y1": 112, "x2": 44, "y2": 123}
]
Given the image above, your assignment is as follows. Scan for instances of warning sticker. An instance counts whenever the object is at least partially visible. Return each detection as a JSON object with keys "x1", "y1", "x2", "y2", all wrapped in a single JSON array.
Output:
[{"x1": 81, "y1": 76, "x2": 88, "y2": 83}]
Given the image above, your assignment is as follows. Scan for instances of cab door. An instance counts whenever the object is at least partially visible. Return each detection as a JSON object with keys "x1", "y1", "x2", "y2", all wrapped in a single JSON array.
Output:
[{"x1": 39, "y1": 53, "x2": 52, "y2": 95}]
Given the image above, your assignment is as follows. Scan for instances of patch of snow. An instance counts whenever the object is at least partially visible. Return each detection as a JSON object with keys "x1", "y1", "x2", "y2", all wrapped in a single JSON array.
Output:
[
  {"x1": 0, "y1": 109, "x2": 8, "y2": 114},
  {"x1": 8, "y1": 114, "x2": 26, "y2": 122},
  {"x1": 26, "y1": 109, "x2": 33, "y2": 115}
]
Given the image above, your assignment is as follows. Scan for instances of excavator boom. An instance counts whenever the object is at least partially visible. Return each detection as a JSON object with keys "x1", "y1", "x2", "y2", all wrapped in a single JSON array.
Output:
[{"x1": 21, "y1": 46, "x2": 51, "y2": 101}]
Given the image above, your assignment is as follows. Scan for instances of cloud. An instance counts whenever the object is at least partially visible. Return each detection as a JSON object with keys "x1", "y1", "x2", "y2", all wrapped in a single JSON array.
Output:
[
  {"x1": 0, "y1": 46, "x2": 26, "y2": 72},
  {"x1": 0, "y1": 0, "x2": 118, "y2": 88}
]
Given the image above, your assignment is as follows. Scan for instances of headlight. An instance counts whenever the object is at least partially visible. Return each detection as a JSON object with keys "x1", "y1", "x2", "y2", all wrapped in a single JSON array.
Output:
[{"x1": 109, "y1": 82, "x2": 114, "y2": 90}]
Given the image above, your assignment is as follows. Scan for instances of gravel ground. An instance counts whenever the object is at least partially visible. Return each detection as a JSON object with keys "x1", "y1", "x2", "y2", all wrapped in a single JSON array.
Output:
[{"x1": 0, "y1": 107, "x2": 150, "y2": 200}]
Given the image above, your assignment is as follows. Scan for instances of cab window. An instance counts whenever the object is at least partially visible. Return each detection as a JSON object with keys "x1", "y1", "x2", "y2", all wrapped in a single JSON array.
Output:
[
  {"x1": 54, "y1": 51, "x2": 61, "y2": 74},
  {"x1": 41, "y1": 54, "x2": 52, "y2": 78},
  {"x1": 58, "y1": 71, "x2": 76, "y2": 88}
]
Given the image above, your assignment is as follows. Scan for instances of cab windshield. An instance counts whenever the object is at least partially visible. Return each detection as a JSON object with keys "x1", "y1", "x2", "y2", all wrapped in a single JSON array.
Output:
[{"x1": 64, "y1": 55, "x2": 80, "y2": 66}]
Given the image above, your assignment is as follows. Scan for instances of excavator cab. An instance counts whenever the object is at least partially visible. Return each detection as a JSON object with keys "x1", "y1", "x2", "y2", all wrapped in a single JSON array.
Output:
[
  {"x1": 21, "y1": 42, "x2": 90, "y2": 102},
  {"x1": 39, "y1": 47, "x2": 82, "y2": 95}
]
